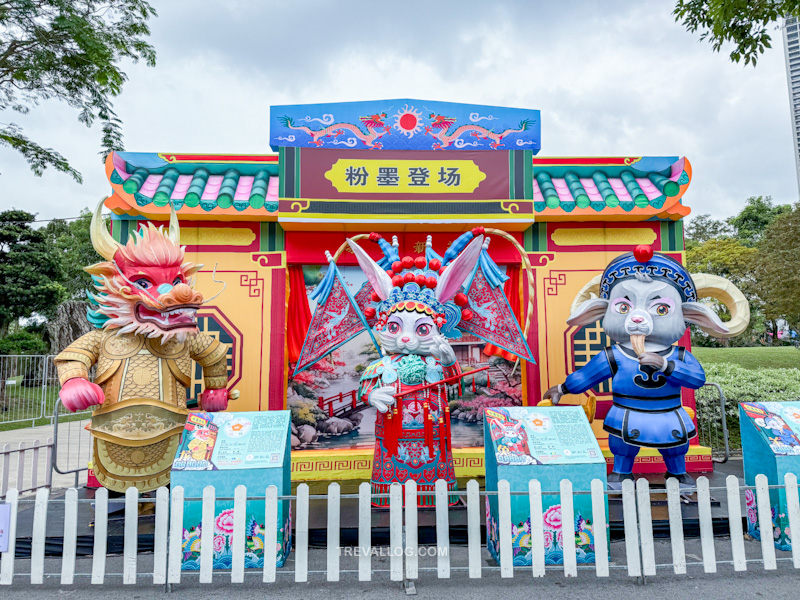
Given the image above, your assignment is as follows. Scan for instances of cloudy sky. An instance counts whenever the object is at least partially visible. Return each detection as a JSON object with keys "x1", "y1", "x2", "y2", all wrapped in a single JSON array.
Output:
[{"x1": 0, "y1": 0, "x2": 796, "y2": 222}]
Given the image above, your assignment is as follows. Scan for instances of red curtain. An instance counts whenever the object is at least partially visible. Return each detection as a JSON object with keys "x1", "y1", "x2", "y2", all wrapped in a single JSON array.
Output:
[
  {"x1": 483, "y1": 265, "x2": 522, "y2": 361},
  {"x1": 287, "y1": 265, "x2": 312, "y2": 364}
]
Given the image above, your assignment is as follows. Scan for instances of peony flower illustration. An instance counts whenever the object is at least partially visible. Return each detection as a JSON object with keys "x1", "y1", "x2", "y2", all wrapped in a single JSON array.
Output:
[
  {"x1": 557, "y1": 531, "x2": 563, "y2": 548},
  {"x1": 542, "y1": 530, "x2": 554, "y2": 548},
  {"x1": 215, "y1": 508, "x2": 236, "y2": 535},
  {"x1": 774, "y1": 527, "x2": 781, "y2": 539},
  {"x1": 213, "y1": 535, "x2": 226, "y2": 553},
  {"x1": 543, "y1": 505, "x2": 562, "y2": 531},
  {"x1": 745, "y1": 489, "x2": 756, "y2": 508},
  {"x1": 748, "y1": 508, "x2": 758, "y2": 524}
]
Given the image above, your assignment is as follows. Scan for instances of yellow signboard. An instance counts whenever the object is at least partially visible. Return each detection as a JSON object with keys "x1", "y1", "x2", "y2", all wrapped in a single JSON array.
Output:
[{"x1": 324, "y1": 158, "x2": 486, "y2": 194}]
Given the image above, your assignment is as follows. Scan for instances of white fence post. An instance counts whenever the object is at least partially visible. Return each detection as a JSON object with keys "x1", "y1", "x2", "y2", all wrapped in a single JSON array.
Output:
[
  {"x1": 167, "y1": 486, "x2": 184, "y2": 584},
  {"x1": 785, "y1": 473, "x2": 800, "y2": 569},
  {"x1": 30, "y1": 487, "x2": 49, "y2": 584},
  {"x1": 466, "y1": 480, "x2": 481, "y2": 579},
  {"x1": 498, "y1": 479, "x2": 513, "y2": 578},
  {"x1": 199, "y1": 485, "x2": 215, "y2": 583},
  {"x1": 435, "y1": 479, "x2": 451, "y2": 579},
  {"x1": 591, "y1": 478, "x2": 609, "y2": 577},
  {"x1": 358, "y1": 482, "x2": 371, "y2": 581},
  {"x1": 153, "y1": 486, "x2": 169, "y2": 585},
  {"x1": 15, "y1": 443, "x2": 26, "y2": 496},
  {"x1": 263, "y1": 485, "x2": 278, "y2": 583},
  {"x1": 666, "y1": 478, "x2": 687, "y2": 575},
  {"x1": 405, "y1": 480, "x2": 418, "y2": 580},
  {"x1": 560, "y1": 479, "x2": 577, "y2": 578},
  {"x1": 528, "y1": 479, "x2": 545, "y2": 578},
  {"x1": 295, "y1": 483, "x2": 310, "y2": 582},
  {"x1": 326, "y1": 482, "x2": 340, "y2": 582},
  {"x1": 60, "y1": 487, "x2": 78, "y2": 584},
  {"x1": 0, "y1": 488, "x2": 19, "y2": 585},
  {"x1": 755, "y1": 474, "x2": 777, "y2": 570},
  {"x1": 725, "y1": 475, "x2": 747, "y2": 572},
  {"x1": 230, "y1": 485, "x2": 246, "y2": 583},
  {"x1": 1, "y1": 445, "x2": 10, "y2": 497},
  {"x1": 389, "y1": 483, "x2": 403, "y2": 581},
  {"x1": 621, "y1": 479, "x2": 641, "y2": 578},
  {"x1": 635, "y1": 478, "x2": 655, "y2": 577},
  {"x1": 697, "y1": 476, "x2": 717, "y2": 573},
  {"x1": 92, "y1": 487, "x2": 109, "y2": 584},
  {"x1": 124, "y1": 487, "x2": 139, "y2": 584}
]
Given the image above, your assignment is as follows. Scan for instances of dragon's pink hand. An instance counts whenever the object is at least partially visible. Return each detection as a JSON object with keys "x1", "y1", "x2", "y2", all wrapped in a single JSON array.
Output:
[
  {"x1": 60, "y1": 378, "x2": 104, "y2": 413},
  {"x1": 201, "y1": 388, "x2": 229, "y2": 412}
]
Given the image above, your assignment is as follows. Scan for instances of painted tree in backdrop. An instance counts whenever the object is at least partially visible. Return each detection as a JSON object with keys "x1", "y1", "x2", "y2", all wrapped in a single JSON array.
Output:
[
  {"x1": 0, "y1": 0, "x2": 157, "y2": 181},
  {"x1": 674, "y1": 0, "x2": 800, "y2": 65}
]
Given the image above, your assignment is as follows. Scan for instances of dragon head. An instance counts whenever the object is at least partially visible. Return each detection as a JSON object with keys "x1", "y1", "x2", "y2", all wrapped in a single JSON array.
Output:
[{"x1": 85, "y1": 200, "x2": 204, "y2": 342}]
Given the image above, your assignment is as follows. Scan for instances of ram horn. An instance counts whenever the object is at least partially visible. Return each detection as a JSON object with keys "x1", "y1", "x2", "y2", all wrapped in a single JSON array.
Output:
[
  {"x1": 90, "y1": 199, "x2": 121, "y2": 262},
  {"x1": 167, "y1": 202, "x2": 180, "y2": 246},
  {"x1": 570, "y1": 274, "x2": 602, "y2": 316},
  {"x1": 691, "y1": 273, "x2": 751, "y2": 337}
]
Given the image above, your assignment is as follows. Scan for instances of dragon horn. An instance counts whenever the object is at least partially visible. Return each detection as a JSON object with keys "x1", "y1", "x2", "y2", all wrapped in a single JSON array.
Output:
[
  {"x1": 167, "y1": 202, "x2": 180, "y2": 246},
  {"x1": 90, "y1": 199, "x2": 121, "y2": 261}
]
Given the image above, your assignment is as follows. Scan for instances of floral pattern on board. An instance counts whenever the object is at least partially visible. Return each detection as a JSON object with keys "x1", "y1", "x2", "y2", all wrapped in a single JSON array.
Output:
[
  {"x1": 182, "y1": 504, "x2": 292, "y2": 570},
  {"x1": 486, "y1": 496, "x2": 596, "y2": 566},
  {"x1": 746, "y1": 491, "x2": 792, "y2": 551}
]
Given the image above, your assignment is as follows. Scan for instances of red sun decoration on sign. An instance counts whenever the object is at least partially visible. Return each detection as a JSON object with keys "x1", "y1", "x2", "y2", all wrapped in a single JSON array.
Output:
[{"x1": 392, "y1": 105, "x2": 424, "y2": 138}]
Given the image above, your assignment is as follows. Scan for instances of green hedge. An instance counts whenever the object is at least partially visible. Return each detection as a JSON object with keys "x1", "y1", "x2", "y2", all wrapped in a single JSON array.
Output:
[{"x1": 696, "y1": 363, "x2": 800, "y2": 449}]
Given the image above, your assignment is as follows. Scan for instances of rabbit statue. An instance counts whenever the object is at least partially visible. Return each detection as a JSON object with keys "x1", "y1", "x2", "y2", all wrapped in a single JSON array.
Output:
[
  {"x1": 543, "y1": 245, "x2": 749, "y2": 489},
  {"x1": 347, "y1": 231, "x2": 484, "y2": 507}
]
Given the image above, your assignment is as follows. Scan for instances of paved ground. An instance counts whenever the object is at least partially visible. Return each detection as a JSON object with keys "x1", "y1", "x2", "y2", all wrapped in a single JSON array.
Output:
[{"x1": 1, "y1": 419, "x2": 90, "y2": 492}]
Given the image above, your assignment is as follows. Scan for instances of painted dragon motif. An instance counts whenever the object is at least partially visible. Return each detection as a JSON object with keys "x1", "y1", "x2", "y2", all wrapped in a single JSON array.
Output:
[
  {"x1": 277, "y1": 114, "x2": 391, "y2": 149},
  {"x1": 424, "y1": 114, "x2": 535, "y2": 149}
]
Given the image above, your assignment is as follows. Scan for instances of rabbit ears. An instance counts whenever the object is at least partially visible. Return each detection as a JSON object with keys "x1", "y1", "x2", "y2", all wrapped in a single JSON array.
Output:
[{"x1": 346, "y1": 235, "x2": 484, "y2": 303}]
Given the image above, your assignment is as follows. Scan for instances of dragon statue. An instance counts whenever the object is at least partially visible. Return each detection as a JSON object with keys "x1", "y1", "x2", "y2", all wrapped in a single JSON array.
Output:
[
  {"x1": 276, "y1": 114, "x2": 391, "y2": 148},
  {"x1": 424, "y1": 114, "x2": 535, "y2": 149},
  {"x1": 54, "y1": 201, "x2": 235, "y2": 493}
]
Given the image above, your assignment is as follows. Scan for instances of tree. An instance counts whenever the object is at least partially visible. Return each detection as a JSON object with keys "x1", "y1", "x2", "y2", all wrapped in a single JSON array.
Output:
[
  {"x1": 755, "y1": 204, "x2": 800, "y2": 342},
  {"x1": 684, "y1": 213, "x2": 731, "y2": 250},
  {"x1": 45, "y1": 207, "x2": 99, "y2": 298},
  {"x1": 0, "y1": 0, "x2": 157, "y2": 181},
  {"x1": 0, "y1": 210, "x2": 66, "y2": 337},
  {"x1": 727, "y1": 196, "x2": 791, "y2": 247},
  {"x1": 674, "y1": 0, "x2": 800, "y2": 66}
]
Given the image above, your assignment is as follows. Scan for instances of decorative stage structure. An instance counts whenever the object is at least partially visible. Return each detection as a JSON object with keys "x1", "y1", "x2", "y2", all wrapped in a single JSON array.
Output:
[{"x1": 89, "y1": 98, "x2": 726, "y2": 481}]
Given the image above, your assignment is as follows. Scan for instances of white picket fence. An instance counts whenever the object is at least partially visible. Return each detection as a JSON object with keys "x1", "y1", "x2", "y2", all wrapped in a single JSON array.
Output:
[{"x1": 1, "y1": 473, "x2": 799, "y2": 586}]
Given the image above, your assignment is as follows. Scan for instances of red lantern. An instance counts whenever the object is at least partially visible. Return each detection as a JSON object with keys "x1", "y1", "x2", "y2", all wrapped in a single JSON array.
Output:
[
  {"x1": 425, "y1": 276, "x2": 438, "y2": 288},
  {"x1": 391, "y1": 261, "x2": 402, "y2": 273},
  {"x1": 438, "y1": 265, "x2": 447, "y2": 275},
  {"x1": 429, "y1": 259, "x2": 441, "y2": 271},
  {"x1": 415, "y1": 274, "x2": 427, "y2": 286},
  {"x1": 461, "y1": 309, "x2": 473, "y2": 321},
  {"x1": 415, "y1": 256, "x2": 427, "y2": 269},
  {"x1": 364, "y1": 307, "x2": 377, "y2": 319},
  {"x1": 392, "y1": 275, "x2": 404, "y2": 287},
  {"x1": 385, "y1": 269, "x2": 394, "y2": 277},
  {"x1": 371, "y1": 291, "x2": 382, "y2": 302},
  {"x1": 634, "y1": 244, "x2": 654, "y2": 263},
  {"x1": 403, "y1": 272, "x2": 415, "y2": 284},
  {"x1": 401, "y1": 256, "x2": 414, "y2": 269},
  {"x1": 454, "y1": 292, "x2": 468, "y2": 306},
  {"x1": 471, "y1": 226, "x2": 485, "y2": 236}
]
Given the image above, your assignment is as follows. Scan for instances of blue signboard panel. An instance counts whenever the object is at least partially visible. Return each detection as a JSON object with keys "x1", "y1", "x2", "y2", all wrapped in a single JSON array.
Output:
[{"x1": 270, "y1": 99, "x2": 540, "y2": 152}]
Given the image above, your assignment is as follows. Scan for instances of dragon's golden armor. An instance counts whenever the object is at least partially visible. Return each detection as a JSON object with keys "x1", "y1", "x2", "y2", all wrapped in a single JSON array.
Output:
[{"x1": 54, "y1": 329, "x2": 228, "y2": 492}]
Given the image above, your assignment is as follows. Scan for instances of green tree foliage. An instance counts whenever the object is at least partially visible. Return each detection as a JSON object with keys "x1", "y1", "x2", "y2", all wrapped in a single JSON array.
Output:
[
  {"x1": 684, "y1": 213, "x2": 731, "y2": 249},
  {"x1": 755, "y1": 204, "x2": 800, "y2": 337},
  {"x1": 727, "y1": 196, "x2": 791, "y2": 247},
  {"x1": 687, "y1": 237, "x2": 758, "y2": 294},
  {"x1": 0, "y1": 210, "x2": 66, "y2": 336},
  {"x1": 44, "y1": 207, "x2": 100, "y2": 298},
  {"x1": 674, "y1": 0, "x2": 800, "y2": 66},
  {"x1": 0, "y1": 330, "x2": 47, "y2": 354},
  {"x1": 0, "y1": 0, "x2": 157, "y2": 181}
]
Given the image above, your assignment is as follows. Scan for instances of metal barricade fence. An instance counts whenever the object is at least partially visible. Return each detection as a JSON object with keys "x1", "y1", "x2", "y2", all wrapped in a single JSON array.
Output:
[
  {"x1": 0, "y1": 355, "x2": 57, "y2": 426},
  {"x1": 1, "y1": 474, "x2": 799, "y2": 586},
  {"x1": 695, "y1": 382, "x2": 731, "y2": 462},
  {"x1": 50, "y1": 398, "x2": 92, "y2": 489}
]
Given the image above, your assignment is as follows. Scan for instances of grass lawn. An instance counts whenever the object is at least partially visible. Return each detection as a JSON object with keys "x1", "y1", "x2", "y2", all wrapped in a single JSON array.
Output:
[{"x1": 693, "y1": 346, "x2": 800, "y2": 370}]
